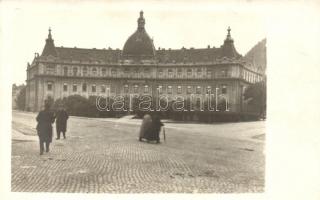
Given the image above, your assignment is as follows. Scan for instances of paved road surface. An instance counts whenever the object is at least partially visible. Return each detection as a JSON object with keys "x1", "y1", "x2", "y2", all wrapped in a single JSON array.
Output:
[{"x1": 11, "y1": 111, "x2": 265, "y2": 193}]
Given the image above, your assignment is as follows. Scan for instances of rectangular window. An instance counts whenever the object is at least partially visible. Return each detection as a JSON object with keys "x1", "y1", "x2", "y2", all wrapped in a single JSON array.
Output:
[
  {"x1": 197, "y1": 69, "x2": 202, "y2": 76},
  {"x1": 102, "y1": 68, "x2": 106, "y2": 76},
  {"x1": 111, "y1": 85, "x2": 116, "y2": 93},
  {"x1": 63, "y1": 83, "x2": 68, "y2": 92},
  {"x1": 222, "y1": 85, "x2": 227, "y2": 94},
  {"x1": 158, "y1": 69, "x2": 163, "y2": 76},
  {"x1": 144, "y1": 85, "x2": 149, "y2": 93},
  {"x1": 82, "y1": 83, "x2": 87, "y2": 92},
  {"x1": 158, "y1": 86, "x2": 163, "y2": 94},
  {"x1": 111, "y1": 69, "x2": 117, "y2": 76},
  {"x1": 47, "y1": 82, "x2": 52, "y2": 91},
  {"x1": 91, "y1": 85, "x2": 96, "y2": 93},
  {"x1": 196, "y1": 86, "x2": 201, "y2": 94},
  {"x1": 64, "y1": 67, "x2": 68, "y2": 76},
  {"x1": 134, "y1": 68, "x2": 139, "y2": 77},
  {"x1": 124, "y1": 85, "x2": 129, "y2": 93},
  {"x1": 92, "y1": 68, "x2": 97, "y2": 75},
  {"x1": 73, "y1": 84, "x2": 77, "y2": 92},
  {"x1": 144, "y1": 68, "x2": 150, "y2": 76},
  {"x1": 187, "y1": 69, "x2": 192, "y2": 76},
  {"x1": 73, "y1": 67, "x2": 78, "y2": 76},
  {"x1": 101, "y1": 85, "x2": 106, "y2": 93},
  {"x1": 221, "y1": 69, "x2": 228, "y2": 77},
  {"x1": 206, "y1": 86, "x2": 211, "y2": 94},
  {"x1": 124, "y1": 68, "x2": 130, "y2": 76},
  {"x1": 133, "y1": 85, "x2": 139, "y2": 93},
  {"x1": 168, "y1": 69, "x2": 173, "y2": 78},
  {"x1": 177, "y1": 69, "x2": 182, "y2": 77},
  {"x1": 167, "y1": 86, "x2": 172, "y2": 94},
  {"x1": 177, "y1": 86, "x2": 182, "y2": 94},
  {"x1": 46, "y1": 64, "x2": 55, "y2": 74},
  {"x1": 83, "y1": 67, "x2": 87, "y2": 76},
  {"x1": 207, "y1": 69, "x2": 212, "y2": 77},
  {"x1": 187, "y1": 86, "x2": 192, "y2": 94}
]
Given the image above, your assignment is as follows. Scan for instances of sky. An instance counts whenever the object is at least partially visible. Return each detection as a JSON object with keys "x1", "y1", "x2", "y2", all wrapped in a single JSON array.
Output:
[{"x1": 1, "y1": 1, "x2": 267, "y2": 85}]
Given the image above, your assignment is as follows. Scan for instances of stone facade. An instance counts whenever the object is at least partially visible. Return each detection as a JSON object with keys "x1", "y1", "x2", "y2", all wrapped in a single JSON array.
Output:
[{"x1": 26, "y1": 11, "x2": 264, "y2": 114}]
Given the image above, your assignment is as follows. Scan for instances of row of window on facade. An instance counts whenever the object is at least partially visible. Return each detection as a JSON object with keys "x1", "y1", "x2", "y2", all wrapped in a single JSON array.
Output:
[
  {"x1": 46, "y1": 65, "x2": 231, "y2": 78},
  {"x1": 243, "y1": 70, "x2": 262, "y2": 83},
  {"x1": 47, "y1": 82, "x2": 227, "y2": 95}
]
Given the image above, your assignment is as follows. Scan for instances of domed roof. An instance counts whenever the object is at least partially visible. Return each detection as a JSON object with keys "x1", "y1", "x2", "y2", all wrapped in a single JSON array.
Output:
[{"x1": 122, "y1": 11, "x2": 156, "y2": 59}]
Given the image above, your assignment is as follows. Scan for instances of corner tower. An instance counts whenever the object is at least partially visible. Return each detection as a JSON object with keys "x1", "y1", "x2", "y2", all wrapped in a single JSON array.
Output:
[{"x1": 220, "y1": 27, "x2": 241, "y2": 58}]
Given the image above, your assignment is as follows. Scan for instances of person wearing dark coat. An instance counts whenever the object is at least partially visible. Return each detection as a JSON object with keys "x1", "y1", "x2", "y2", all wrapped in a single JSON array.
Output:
[
  {"x1": 139, "y1": 114, "x2": 153, "y2": 141},
  {"x1": 55, "y1": 106, "x2": 69, "y2": 139},
  {"x1": 150, "y1": 115, "x2": 164, "y2": 143},
  {"x1": 36, "y1": 102, "x2": 55, "y2": 155}
]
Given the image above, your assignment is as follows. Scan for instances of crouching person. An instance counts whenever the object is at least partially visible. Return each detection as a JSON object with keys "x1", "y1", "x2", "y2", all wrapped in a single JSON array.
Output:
[{"x1": 36, "y1": 102, "x2": 55, "y2": 155}]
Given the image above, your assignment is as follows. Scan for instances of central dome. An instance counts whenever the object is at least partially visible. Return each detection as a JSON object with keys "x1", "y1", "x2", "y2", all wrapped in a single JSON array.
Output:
[{"x1": 122, "y1": 11, "x2": 156, "y2": 59}]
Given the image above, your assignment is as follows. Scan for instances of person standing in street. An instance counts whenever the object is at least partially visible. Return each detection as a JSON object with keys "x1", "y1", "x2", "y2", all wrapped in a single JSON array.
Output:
[
  {"x1": 36, "y1": 101, "x2": 55, "y2": 155},
  {"x1": 151, "y1": 115, "x2": 164, "y2": 144},
  {"x1": 55, "y1": 104, "x2": 69, "y2": 140}
]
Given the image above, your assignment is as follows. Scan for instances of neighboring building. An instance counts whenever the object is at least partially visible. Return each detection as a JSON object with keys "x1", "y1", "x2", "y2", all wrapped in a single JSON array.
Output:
[
  {"x1": 25, "y1": 11, "x2": 265, "y2": 119},
  {"x1": 244, "y1": 38, "x2": 267, "y2": 75},
  {"x1": 12, "y1": 84, "x2": 25, "y2": 109}
]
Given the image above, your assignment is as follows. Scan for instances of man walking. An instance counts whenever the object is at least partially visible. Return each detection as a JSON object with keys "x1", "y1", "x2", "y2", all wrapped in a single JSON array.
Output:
[
  {"x1": 55, "y1": 104, "x2": 69, "y2": 139},
  {"x1": 36, "y1": 101, "x2": 55, "y2": 155}
]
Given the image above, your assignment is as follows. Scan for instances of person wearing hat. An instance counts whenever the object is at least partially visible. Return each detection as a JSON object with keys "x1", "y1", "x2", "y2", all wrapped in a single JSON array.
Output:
[
  {"x1": 55, "y1": 104, "x2": 69, "y2": 140},
  {"x1": 36, "y1": 101, "x2": 55, "y2": 155}
]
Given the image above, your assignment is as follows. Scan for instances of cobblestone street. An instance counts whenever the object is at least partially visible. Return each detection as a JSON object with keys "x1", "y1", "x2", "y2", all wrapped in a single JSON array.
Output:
[{"x1": 11, "y1": 111, "x2": 265, "y2": 193}]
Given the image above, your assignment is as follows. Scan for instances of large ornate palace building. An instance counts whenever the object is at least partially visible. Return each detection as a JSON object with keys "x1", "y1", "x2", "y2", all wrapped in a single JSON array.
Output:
[{"x1": 26, "y1": 11, "x2": 265, "y2": 114}]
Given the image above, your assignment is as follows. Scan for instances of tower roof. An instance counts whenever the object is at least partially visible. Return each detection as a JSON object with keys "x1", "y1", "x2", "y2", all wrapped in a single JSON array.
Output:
[
  {"x1": 220, "y1": 26, "x2": 241, "y2": 58},
  {"x1": 41, "y1": 27, "x2": 57, "y2": 57},
  {"x1": 122, "y1": 11, "x2": 156, "y2": 60}
]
